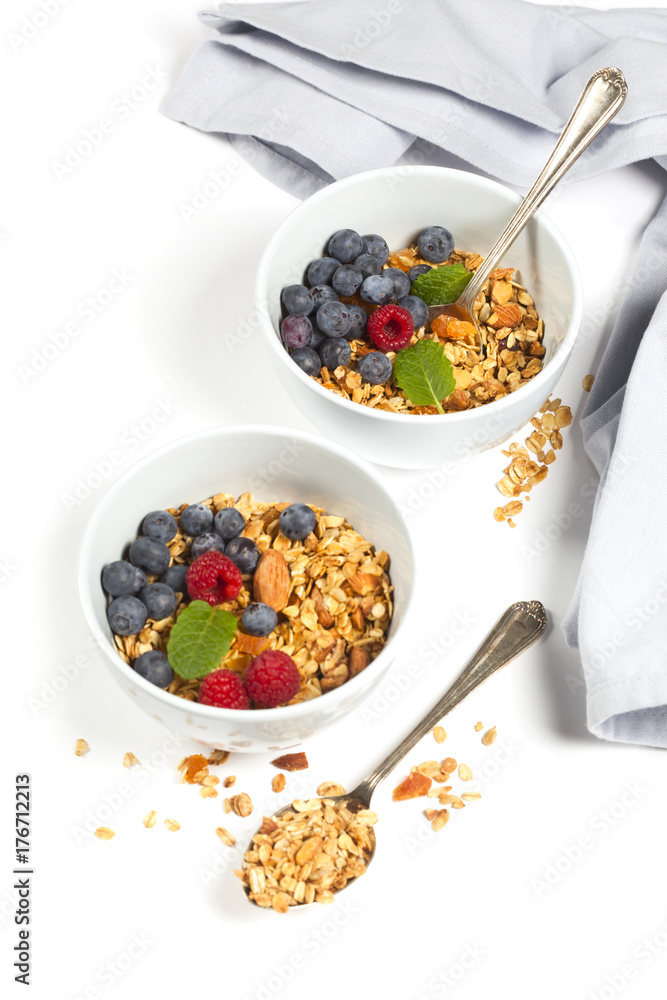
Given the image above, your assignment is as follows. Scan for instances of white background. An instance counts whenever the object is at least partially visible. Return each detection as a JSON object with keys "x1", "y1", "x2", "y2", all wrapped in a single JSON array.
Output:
[{"x1": 3, "y1": 2, "x2": 667, "y2": 999}]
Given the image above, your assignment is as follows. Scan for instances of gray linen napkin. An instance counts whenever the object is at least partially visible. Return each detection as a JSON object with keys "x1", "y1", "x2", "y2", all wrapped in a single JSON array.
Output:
[{"x1": 163, "y1": 0, "x2": 667, "y2": 748}]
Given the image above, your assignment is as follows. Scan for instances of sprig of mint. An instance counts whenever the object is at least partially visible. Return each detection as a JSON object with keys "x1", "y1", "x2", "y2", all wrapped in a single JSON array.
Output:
[
  {"x1": 393, "y1": 339, "x2": 456, "y2": 414},
  {"x1": 167, "y1": 600, "x2": 238, "y2": 680},
  {"x1": 410, "y1": 262, "x2": 472, "y2": 306}
]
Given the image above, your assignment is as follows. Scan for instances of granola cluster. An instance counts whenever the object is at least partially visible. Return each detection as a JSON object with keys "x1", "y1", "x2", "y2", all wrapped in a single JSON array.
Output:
[
  {"x1": 315, "y1": 246, "x2": 545, "y2": 414},
  {"x1": 236, "y1": 794, "x2": 376, "y2": 911},
  {"x1": 111, "y1": 492, "x2": 392, "y2": 704}
]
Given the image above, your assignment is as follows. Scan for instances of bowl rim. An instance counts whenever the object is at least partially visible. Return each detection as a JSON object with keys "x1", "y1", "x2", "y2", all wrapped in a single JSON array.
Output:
[
  {"x1": 255, "y1": 164, "x2": 584, "y2": 424},
  {"x1": 78, "y1": 423, "x2": 417, "y2": 723}
]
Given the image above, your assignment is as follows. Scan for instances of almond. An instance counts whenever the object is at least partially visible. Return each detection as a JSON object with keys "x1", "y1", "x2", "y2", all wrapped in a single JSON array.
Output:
[
  {"x1": 348, "y1": 647, "x2": 370, "y2": 678},
  {"x1": 253, "y1": 549, "x2": 291, "y2": 611},
  {"x1": 488, "y1": 303, "x2": 522, "y2": 329}
]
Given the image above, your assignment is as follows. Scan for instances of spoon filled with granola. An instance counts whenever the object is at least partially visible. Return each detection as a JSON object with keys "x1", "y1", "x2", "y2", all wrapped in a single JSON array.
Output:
[
  {"x1": 237, "y1": 600, "x2": 547, "y2": 911},
  {"x1": 427, "y1": 67, "x2": 627, "y2": 349}
]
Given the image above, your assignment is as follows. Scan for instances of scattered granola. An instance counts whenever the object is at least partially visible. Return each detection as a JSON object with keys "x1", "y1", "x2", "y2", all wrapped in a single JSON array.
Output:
[
  {"x1": 75, "y1": 739, "x2": 89, "y2": 757},
  {"x1": 94, "y1": 827, "x2": 115, "y2": 841},
  {"x1": 216, "y1": 827, "x2": 236, "y2": 847},
  {"x1": 431, "y1": 809, "x2": 450, "y2": 831},
  {"x1": 223, "y1": 775, "x2": 237, "y2": 789},
  {"x1": 474, "y1": 721, "x2": 483, "y2": 732},
  {"x1": 271, "y1": 752, "x2": 309, "y2": 772},
  {"x1": 236, "y1": 797, "x2": 376, "y2": 909},
  {"x1": 207, "y1": 749, "x2": 230, "y2": 766},
  {"x1": 164, "y1": 819, "x2": 180, "y2": 832},
  {"x1": 272, "y1": 774, "x2": 286, "y2": 793},
  {"x1": 482, "y1": 726, "x2": 497, "y2": 746},
  {"x1": 230, "y1": 793, "x2": 253, "y2": 818},
  {"x1": 458, "y1": 763, "x2": 473, "y2": 781},
  {"x1": 392, "y1": 772, "x2": 431, "y2": 800},
  {"x1": 583, "y1": 373, "x2": 595, "y2": 392},
  {"x1": 432, "y1": 726, "x2": 447, "y2": 744},
  {"x1": 143, "y1": 811, "x2": 157, "y2": 828},
  {"x1": 123, "y1": 752, "x2": 140, "y2": 768},
  {"x1": 494, "y1": 396, "x2": 573, "y2": 523},
  {"x1": 177, "y1": 754, "x2": 210, "y2": 784}
]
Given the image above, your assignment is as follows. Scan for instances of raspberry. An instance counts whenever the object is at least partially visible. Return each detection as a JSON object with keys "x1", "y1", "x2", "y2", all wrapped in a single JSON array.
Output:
[
  {"x1": 186, "y1": 551, "x2": 242, "y2": 606},
  {"x1": 198, "y1": 669, "x2": 250, "y2": 709},
  {"x1": 366, "y1": 304, "x2": 413, "y2": 352},
  {"x1": 244, "y1": 650, "x2": 300, "y2": 708}
]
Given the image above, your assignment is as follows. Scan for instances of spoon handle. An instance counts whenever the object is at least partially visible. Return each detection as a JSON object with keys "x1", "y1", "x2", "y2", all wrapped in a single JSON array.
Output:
[
  {"x1": 461, "y1": 67, "x2": 627, "y2": 307},
  {"x1": 353, "y1": 601, "x2": 547, "y2": 804}
]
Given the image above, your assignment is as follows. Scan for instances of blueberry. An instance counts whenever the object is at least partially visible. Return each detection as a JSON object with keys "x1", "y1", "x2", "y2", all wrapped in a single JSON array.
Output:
[
  {"x1": 360, "y1": 273, "x2": 395, "y2": 306},
  {"x1": 280, "y1": 314, "x2": 312, "y2": 350},
  {"x1": 133, "y1": 650, "x2": 174, "y2": 688},
  {"x1": 354, "y1": 253, "x2": 381, "y2": 278},
  {"x1": 279, "y1": 503, "x2": 317, "y2": 541},
  {"x1": 409, "y1": 264, "x2": 432, "y2": 281},
  {"x1": 107, "y1": 595, "x2": 147, "y2": 636},
  {"x1": 291, "y1": 347, "x2": 322, "y2": 376},
  {"x1": 241, "y1": 602, "x2": 278, "y2": 637},
  {"x1": 225, "y1": 536, "x2": 259, "y2": 574},
  {"x1": 307, "y1": 257, "x2": 340, "y2": 287},
  {"x1": 417, "y1": 226, "x2": 454, "y2": 264},
  {"x1": 141, "y1": 510, "x2": 177, "y2": 543},
  {"x1": 399, "y1": 294, "x2": 429, "y2": 329},
  {"x1": 358, "y1": 351, "x2": 393, "y2": 385},
  {"x1": 328, "y1": 229, "x2": 363, "y2": 264},
  {"x1": 319, "y1": 337, "x2": 351, "y2": 369},
  {"x1": 214, "y1": 507, "x2": 245, "y2": 541},
  {"x1": 360, "y1": 234, "x2": 389, "y2": 265},
  {"x1": 310, "y1": 284, "x2": 339, "y2": 309},
  {"x1": 140, "y1": 583, "x2": 177, "y2": 621},
  {"x1": 344, "y1": 304, "x2": 368, "y2": 341},
  {"x1": 309, "y1": 324, "x2": 327, "y2": 351},
  {"x1": 383, "y1": 267, "x2": 411, "y2": 299},
  {"x1": 179, "y1": 503, "x2": 213, "y2": 536},
  {"x1": 316, "y1": 301, "x2": 353, "y2": 338},
  {"x1": 281, "y1": 284, "x2": 314, "y2": 316},
  {"x1": 160, "y1": 564, "x2": 189, "y2": 593},
  {"x1": 129, "y1": 536, "x2": 171, "y2": 576},
  {"x1": 191, "y1": 533, "x2": 226, "y2": 559},
  {"x1": 332, "y1": 265, "x2": 363, "y2": 297},
  {"x1": 102, "y1": 560, "x2": 147, "y2": 597}
]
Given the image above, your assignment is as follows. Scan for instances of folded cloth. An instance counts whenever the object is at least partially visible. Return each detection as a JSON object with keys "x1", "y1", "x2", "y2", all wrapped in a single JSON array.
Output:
[{"x1": 163, "y1": 0, "x2": 667, "y2": 747}]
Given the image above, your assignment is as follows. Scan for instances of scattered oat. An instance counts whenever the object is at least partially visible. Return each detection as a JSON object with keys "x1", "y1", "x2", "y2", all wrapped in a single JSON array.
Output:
[
  {"x1": 223, "y1": 775, "x2": 237, "y2": 788},
  {"x1": 474, "y1": 721, "x2": 483, "y2": 732},
  {"x1": 432, "y1": 726, "x2": 447, "y2": 744},
  {"x1": 462, "y1": 792, "x2": 482, "y2": 802},
  {"x1": 94, "y1": 827, "x2": 115, "y2": 841},
  {"x1": 230, "y1": 793, "x2": 253, "y2": 818},
  {"x1": 272, "y1": 774, "x2": 286, "y2": 793},
  {"x1": 207, "y1": 749, "x2": 230, "y2": 766},
  {"x1": 482, "y1": 726, "x2": 497, "y2": 746},
  {"x1": 143, "y1": 810, "x2": 157, "y2": 828},
  {"x1": 583, "y1": 374, "x2": 595, "y2": 392},
  {"x1": 200, "y1": 786, "x2": 218, "y2": 799},
  {"x1": 458, "y1": 763, "x2": 473, "y2": 781},
  {"x1": 431, "y1": 809, "x2": 450, "y2": 831},
  {"x1": 316, "y1": 781, "x2": 346, "y2": 798},
  {"x1": 74, "y1": 739, "x2": 89, "y2": 757},
  {"x1": 216, "y1": 827, "x2": 236, "y2": 847},
  {"x1": 224, "y1": 798, "x2": 232, "y2": 814},
  {"x1": 123, "y1": 752, "x2": 140, "y2": 768},
  {"x1": 164, "y1": 819, "x2": 181, "y2": 832}
]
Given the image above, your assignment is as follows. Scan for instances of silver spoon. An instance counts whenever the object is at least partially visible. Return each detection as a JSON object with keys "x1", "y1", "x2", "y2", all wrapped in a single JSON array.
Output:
[
  {"x1": 428, "y1": 67, "x2": 628, "y2": 347},
  {"x1": 242, "y1": 599, "x2": 547, "y2": 908}
]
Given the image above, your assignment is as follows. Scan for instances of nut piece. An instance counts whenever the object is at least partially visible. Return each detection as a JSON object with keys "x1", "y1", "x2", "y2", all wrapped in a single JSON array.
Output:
[
  {"x1": 94, "y1": 827, "x2": 115, "y2": 840},
  {"x1": 164, "y1": 819, "x2": 181, "y2": 832},
  {"x1": 216, "y1": 827, "x2": 236, "y2": 846},
  {"x1": 75, "y1": 739, "x2": 89, "y2": 757},
  {"x1": 482, "y1": 726, "x2": 497, "y2": 746},
  {"x1": 230, "y1": 793, "x2": 253, "y2": 817},
  {"x1": 143, "y1": 810, "x2": 157, "y2": 828},
  {"x1": 123, "y1": 752, "x2": 140, "y2": 768},
  {"x1": 272, "y1": 773, "x2": 286, "y2": 793},
  {"x1": 433, "y1": 726, "x2": 447, "y2": 744},
  {"x1": 348, "y1": 647, "x2": 370, "y2": 678},
  {"x1": 271, "y1": 752, "x2": 309, "y2": 772},
  {"x1": 253, "y1": 549, "x2": 291, "y2": 611}
]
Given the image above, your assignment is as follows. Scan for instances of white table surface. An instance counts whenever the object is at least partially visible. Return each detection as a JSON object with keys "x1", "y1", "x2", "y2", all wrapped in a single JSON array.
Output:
[{"x1": 5, "y1": 2, "x2": 667, "y2": 999}]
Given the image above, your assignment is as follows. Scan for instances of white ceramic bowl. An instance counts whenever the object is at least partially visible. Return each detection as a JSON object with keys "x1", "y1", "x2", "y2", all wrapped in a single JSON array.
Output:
[
  {"x1": 256, "y1": 166, "x2": 583, "y2": 469},
  {"x1": 78, "y1": 426, "x2": 415, "y2": 753}
]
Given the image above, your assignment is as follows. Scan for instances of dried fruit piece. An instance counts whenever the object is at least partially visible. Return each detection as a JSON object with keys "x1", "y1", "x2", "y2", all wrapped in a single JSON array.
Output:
[
  {"x1": 271, "y1": 752, "x2": 309, "y2": 772},
  {"x1": 178, "y1": 754, "x2": 209, "y2": 784},
  {"x1": 233, "y1": 631, "x2": 271, "y2": 656},
  {"x1": 253, "y1": 549, "x2": 291, "y2": 611},
  {"x1": 392, "y1": 771, "x2": 432, "y2": 800},
  {"x1": 482, "y1": 726, "x2": 497, "y2": 746}
]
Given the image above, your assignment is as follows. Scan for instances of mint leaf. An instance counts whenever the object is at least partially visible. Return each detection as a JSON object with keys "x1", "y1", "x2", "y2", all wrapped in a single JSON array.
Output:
[
  {"x1": 393, "y1": 339, "x2": 456, "y2": 414},
  {"x1": 410, "y1": 263, "x2": 472, "y2": 306},
  {"x1": 167, "y1": 600, "x2": 238, "y2": 680}
]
